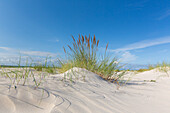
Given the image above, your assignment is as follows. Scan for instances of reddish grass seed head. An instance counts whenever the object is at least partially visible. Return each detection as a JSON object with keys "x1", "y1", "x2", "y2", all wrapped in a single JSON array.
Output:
[
  {"x1": 82, "y1": 35, "x2": 84, "y2": 43},
  {"x1": 93, "y1": 35, "x2": 96, "y2": 45},
  {"x1": 63, "y1": 47, "x2": 66, "y2": 53},
  {"x1": 87, "y1": 38, "x2": 90, "y2": 48},
  {"x1": 72, "y1": 36, "x2": 75, "y2": 42},
  {"x1": 85, "y1": 35, "x2": 88, "y2": 42},
  {"x1": 97, "y1": 40, "x2": 99, "y2": 46},
  {"x1": 67, "y1": 45, "x2": 72, "y2": 50},
  {"x1": 78, "y1": 37, "x2": 81, "y2": 45},
  {"x1": 106, "y1": 43, "x2": 108, "y2": 51}
]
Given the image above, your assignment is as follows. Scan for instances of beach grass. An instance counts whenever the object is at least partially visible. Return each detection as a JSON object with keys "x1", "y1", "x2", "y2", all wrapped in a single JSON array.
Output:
[
  {"x1": 59, "y1": 35, "x2": 125, "y2": 82},
  {"x1": 4, "y1": 35, "x2": 170, "y2": 88},
  {"x1": 0, "y1": 56, "x2": 49, "y2": 89},
  {"x1": 135, "y1": 62, "x2": 170, "y2": 75},
  {"x1": 156, "y1": 61, "x2": 170, "y2": 76}
]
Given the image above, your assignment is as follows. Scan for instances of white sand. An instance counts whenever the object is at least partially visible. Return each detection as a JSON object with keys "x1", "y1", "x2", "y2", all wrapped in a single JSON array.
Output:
[{"x1": 0, "y1": 67, "x2": 170, "y2": 113}]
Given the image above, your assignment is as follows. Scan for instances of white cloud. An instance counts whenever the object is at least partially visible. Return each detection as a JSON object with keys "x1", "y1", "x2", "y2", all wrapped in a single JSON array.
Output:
[
  {"x1": 110, "y1": 36, "x2": 170, "y2": 52},
  {"x1": 0, "y1": 47, "x2": 59, "y2": 65},
  {"x1": 55, "y1": 39, "x2": 59, "y2": 42},
  {"x1": 0, "y1": 47, "x2": 58, "y2": 57},
  {"x1": 0, "y1": 47, "x2": 12, "y2": 51},
  {"x1": 120, "y1": 51, "x2": 137, "y2": 63},
  {"x1": 0, "y1": 52, "x2": 21, "y2": 65},
  {"x1": 20, "y1": 50, "x2": 58, "y2": 57}
]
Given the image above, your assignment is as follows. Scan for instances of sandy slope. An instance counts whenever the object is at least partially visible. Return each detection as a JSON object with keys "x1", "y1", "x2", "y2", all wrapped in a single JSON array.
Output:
[{"x1": 0, "y1": 67, "x2": 170, "y2": 113}]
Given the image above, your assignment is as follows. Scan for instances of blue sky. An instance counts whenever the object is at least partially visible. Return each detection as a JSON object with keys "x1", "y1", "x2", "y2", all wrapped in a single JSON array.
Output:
[{"x1": 0, "y1": 0, "x2": 170, "y2": 65}]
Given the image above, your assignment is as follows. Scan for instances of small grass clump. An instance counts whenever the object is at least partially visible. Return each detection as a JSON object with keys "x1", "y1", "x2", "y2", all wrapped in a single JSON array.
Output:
[
  {"x1": 136, "y1": 62, "x2": 170, "y2": 77},
  {"x1": 0, "y1": 56, "x2": 49, "y2": 89},
  {"x1": 148, "y1": 64, "x2": 155, "y2": 70},
  {"x1": 33, "y1": 57, "x2": 57, "y2": 74},
  {"x1": 150, "y1": 80, "x2": 156, "y2": 82},
  {"x1": 136, "y1": 64, "x2": 155, "y2": 72},
  {"x1": 136, "y1": 68, "x2": 151, "y2": 72},
  {"x1": 59, "y1": 35, "x2": 125, "y2": 83},
  {"x1": 156, "y1": 61, "x2": 170, "y2": 77}
]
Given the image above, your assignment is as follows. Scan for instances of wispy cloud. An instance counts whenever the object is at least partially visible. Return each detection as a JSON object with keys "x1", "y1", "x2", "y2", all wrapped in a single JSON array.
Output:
[
  {"x1": 120, "y1": 51, "x2": 137, "y2": 63},
  {"x1": 55, "y1": 39, "x2": 59, "y2": 42},
  {"x1": 110, "y1": 36, "x2": 170, "y2": 52},
  {"x1": 0, "y1": 47, "x2": 59, "y2": 65},
  {"x1": 20, "y1": 50, "x2": 58, "y2": 57},
  {"x1": 0, "y1": 47, "x2": 12, "y2": 51},
  {"x1": 157, "y1": 9, "x2": 170, "y2": 20},
  {"x1": 0, "y1": 47, "x2": 58, "y2": 57}
]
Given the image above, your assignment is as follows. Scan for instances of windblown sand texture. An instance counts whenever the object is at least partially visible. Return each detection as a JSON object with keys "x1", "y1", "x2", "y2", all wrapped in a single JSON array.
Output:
[{"x1": 0, "y1": 67, "x2": 170, "y2": 113}]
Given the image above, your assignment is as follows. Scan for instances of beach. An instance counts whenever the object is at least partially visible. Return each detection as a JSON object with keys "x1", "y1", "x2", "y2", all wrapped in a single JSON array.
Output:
[{"x1": 0, "y1": 67, "x2": 170, "y2": 113}]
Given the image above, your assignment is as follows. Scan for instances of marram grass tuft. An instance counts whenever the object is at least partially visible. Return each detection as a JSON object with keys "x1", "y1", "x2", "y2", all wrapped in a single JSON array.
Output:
[{"x1": 59, "y1": 35, "x2": 125, "y2": 83}]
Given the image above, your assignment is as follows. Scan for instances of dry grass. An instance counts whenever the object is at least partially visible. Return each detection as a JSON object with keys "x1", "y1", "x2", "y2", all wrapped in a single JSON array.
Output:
[
  {"x1": 0, "y1": 56, "x2": 49, "y2": 89},
  {"x1": 156, "y1": 61, "x2": 170, "y2": 76},
  {"x1": 135, "y1": 62, "x2": 170, "y2": 76},
  {"x1": 59, "y1": 34, "x2": 125, "y2": 82}
]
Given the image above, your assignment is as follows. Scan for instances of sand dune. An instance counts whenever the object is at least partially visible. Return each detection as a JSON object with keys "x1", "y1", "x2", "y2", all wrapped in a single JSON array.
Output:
[{"x1": 0, "y1": 67, "x2": 170, "y2": 113}]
